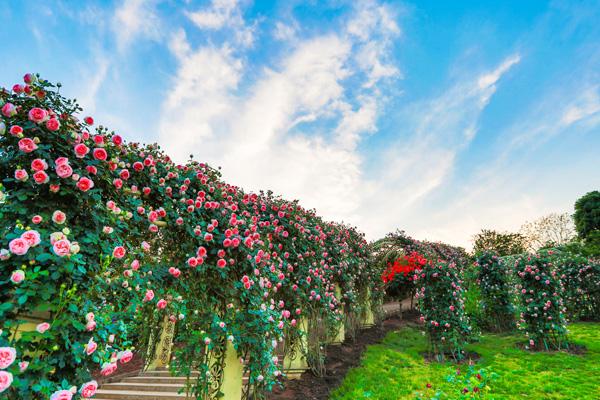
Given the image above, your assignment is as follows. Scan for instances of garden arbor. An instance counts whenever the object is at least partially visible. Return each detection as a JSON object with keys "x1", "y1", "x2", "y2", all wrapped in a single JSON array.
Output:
[{"x1": 0, "y1": 74, "x2": 384, "y2": 399}]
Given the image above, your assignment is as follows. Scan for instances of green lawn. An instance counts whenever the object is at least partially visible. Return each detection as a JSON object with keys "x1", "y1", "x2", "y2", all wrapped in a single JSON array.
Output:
[{"x1": 330, "y1": 323, "x2": 600, "y2": 399}]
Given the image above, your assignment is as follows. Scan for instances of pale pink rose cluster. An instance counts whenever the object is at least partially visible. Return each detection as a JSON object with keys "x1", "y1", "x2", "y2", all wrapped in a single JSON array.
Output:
[
  {"x1": 8, "y1": 229, "x2": 41, "y2": 256},
  {"x1": 0, "y1": 347, "x2": 16, "y2": 369}
]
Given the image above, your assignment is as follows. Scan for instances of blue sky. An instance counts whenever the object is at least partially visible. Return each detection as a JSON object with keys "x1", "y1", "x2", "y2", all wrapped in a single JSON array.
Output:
[{"x1": 1, "y1": 0, "x2": 599, "y2": 248}]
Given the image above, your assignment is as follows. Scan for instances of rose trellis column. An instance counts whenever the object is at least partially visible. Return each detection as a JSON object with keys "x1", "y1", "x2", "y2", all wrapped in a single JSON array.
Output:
[{"x1": 147, "y1": 316, "x2": 176, "y2": 370}]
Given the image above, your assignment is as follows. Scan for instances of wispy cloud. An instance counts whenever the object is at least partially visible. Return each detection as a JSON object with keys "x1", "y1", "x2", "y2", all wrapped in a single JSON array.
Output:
[{"x1": 112, "y1": 0, "x2": 161, "y2": 52}]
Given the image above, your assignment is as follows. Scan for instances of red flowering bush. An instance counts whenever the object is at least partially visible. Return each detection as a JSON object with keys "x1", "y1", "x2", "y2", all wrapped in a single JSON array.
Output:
[
  {"x1": 415, "y1": 260, "x2": 473, "y2": 361},
  {"x1": 381, "y1": 251, "x2": 426, "y2": 300},
  {"x1": 475, "y1": 252, "x2": 515, "y2": 331},
  {"x1": 514, "y1": 250, "x2": 569, "y2": 350},
  {"x1": 0, "y1": 74, "x2": 381, "y2": 399}
]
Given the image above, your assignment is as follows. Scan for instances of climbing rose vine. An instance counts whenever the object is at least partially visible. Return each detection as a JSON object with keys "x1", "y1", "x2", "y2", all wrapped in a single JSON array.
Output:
[
  {"x1": 475, "y1": 251, "x2": 515, "y2": 331},
  {"x1": 514, "y1": 250, "x2": 569, "y2": 350},
  {"x1": 0, "y1": 74, "x2": 382, "y2": 399},
  {"x1": 415, "y1": 260, "x2": 473, "y2": 361}
]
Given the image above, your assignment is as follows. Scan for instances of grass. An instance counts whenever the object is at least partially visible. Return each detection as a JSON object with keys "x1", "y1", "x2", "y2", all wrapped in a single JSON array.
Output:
[{"x1": 329, "y1": 322, "x2": 600, "y2": 399}]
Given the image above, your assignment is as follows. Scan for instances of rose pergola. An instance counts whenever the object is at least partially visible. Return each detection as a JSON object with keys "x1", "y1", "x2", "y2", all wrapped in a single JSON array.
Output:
[{"x1": 0, "y1": 74, "x2": 383, "y2": 399}]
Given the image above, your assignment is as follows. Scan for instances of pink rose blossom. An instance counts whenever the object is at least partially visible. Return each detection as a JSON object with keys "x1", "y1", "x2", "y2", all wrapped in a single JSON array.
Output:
[
  {"x1": 33, "y1": 170, "x2": 49, "y2": 184},
  {"x1": 85, "y1": 320, "x2": 96, "y2": 332},
  {"x1": 0, "y1": 347, "x2": 17, "y2": 369},
  {"x1": 28, "y1": 107, "x2": 48, "y2": 123},
  {"x1": 100, "y1": 362, "x2": 117, "y2": 376},
  {"x1": 156, "y1": 299, "x2": 167, "y2": 309},
  {"x1": 10, "y1": 270, "x2": 25, "y2": 284},
  {"x1": 0, "y1": 371, "x2": 13, "y2": 394},
  {"x1": 50, "y1": 389, "x2": 73, "y2": 400},
  {"x1": 9, "y1": 125, "x2": 23, "y2": 136},
  {"x1": 18, "y1": 138, "x2": 38, "y2": 153},
  {"x1": 52, "y1": 210, "x2": 67, "y2": 224},
  {"x1": 36, "y1": 322, "x2": 50, "y2": 334},
  {"x1": 31, "y1": 158, "x2": 48, "y2": 171},
  {"x1": 19, "y1": 361, "x2": 29, "y2": 372},
  {"x1": 119, "y1": 350, "x2": 133, "y2": 364},
  {"x1": 85, "y1": 339, "x2": 97, "y2": 355},
  {"x1": 80, "y1": 380, "x2": 98, "y2": 398},
  {"x1": 74, "y1": 143, "x2": 89, "y2": 158},
  {"x1": 84, "y1": 116, "x2": 94, "y2": 125},
  {"x1": 1, "y1": 102, "x2": 17, "y2": 117},
  {"x1": 143, "y1": 289, "x2": 154, "y2": 302},
  {"x1": 53, "y1": 239, "x2": 71, "y2": 257},
  {"x1": 112, "y1": 135, "x2": 123, "y2": 145},
  {"x1": 76, "y1": 177, "x2": 94, "y2": 192},
  {"x1": 21, "y1": 230, "x2": 41, "y2": 247},
  {"x1": 14, "y1": 169, "x2": 29, "y2": 182},
  {"x1": 9, "y1": 238, "x2": 29, "y2": 256},
  {"x1": 46, "y1": 118, "x2": 60, "y2": 131},
  {"x1": 112, "y1": 246, "x2": 126, "y2": 259},
  {"x1": 92, "y1": 148, "x2": 107, "y2": 161}
]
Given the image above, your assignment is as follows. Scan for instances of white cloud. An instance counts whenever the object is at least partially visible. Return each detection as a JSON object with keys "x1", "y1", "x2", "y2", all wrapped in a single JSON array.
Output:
[
  {"x1": 113, "y1": 0, "x2": 161, "y2": 52},
  {"x1": 185, "y1": 0, "x2": 255, "y2": 47},
  {"x1": 273, "y1": 21, "x2": 297, "y2": 41},
  {"x1": 160, "y1": 1, "x2": 400, "y2": 227}
]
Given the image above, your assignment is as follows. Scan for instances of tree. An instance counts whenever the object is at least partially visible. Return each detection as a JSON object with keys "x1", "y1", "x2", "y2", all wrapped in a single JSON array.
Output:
[
  {"x1": 519, "y1": 213, "x2": 576, "y2": 252},
  {"x1": 574, "y1": 191, "x2": 600, "y2": 240},
  {"x1": 472, "y1": 229, "x2": 526, "y2": 256}
]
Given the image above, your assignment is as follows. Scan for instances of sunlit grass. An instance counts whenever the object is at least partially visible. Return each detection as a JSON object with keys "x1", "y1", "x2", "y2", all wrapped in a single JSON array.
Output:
[{"x1": 329, "y1": 322, "x2": 600, "y2": 399}]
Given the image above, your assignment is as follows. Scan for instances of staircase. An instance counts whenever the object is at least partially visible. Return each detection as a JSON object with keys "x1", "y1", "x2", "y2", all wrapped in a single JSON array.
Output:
[{"x1": 95, "y1": 369, "x2": 198, "y2": 400}]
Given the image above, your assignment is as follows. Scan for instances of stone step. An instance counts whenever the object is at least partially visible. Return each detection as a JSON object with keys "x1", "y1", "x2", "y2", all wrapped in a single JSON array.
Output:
[
  {"x1": 141, "y1": 370, "x2": 200, "y2": 377},
  {"x1": 122, "y1": 376, "x2": 192, "y2": 384},
  {"x1": 101, "y1": 382, "x2": 184, "y2": 393},
  {"x1": 94, "y1": 389, "x2": 186, "y2": 400}
]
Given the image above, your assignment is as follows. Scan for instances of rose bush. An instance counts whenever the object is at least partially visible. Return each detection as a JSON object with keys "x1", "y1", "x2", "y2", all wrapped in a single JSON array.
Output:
[
  {"x1": 513, "y1": 250, "x2": 569, "y2": 350},
  {"x1": 0, "y1": 74, "x2": 382, "y2": 399},
  {"x1": 414, "y1": 260, "x2": 473, "y2": 361},
  {"x1": 475, "y1": 251, "x2": 515, "y2": 331}
]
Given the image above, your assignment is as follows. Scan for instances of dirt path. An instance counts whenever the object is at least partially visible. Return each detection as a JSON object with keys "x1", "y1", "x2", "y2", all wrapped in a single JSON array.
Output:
[{"x1": 267, "y1": 310, "x2": 418, "y2": 400}]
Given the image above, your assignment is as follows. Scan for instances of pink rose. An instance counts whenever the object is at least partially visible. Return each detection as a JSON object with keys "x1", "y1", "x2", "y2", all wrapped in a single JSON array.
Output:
[
  {"x1": 74, "y1": 143, "x2": 89, "y2": 158},
  {"x1": 93, "y1": 135, "x2": 104, "y2": 145},
  {"x1": 33, "y1": 170, "x2": 49, "y2": 184},
  {"x1": 21, "y1": 230, "x2": 41, "y2": 247},
  {"x1": 18, "y1": 138, "x2": 38, "y2": 153},
  {"x1": 0, "y1": 371, "x2": 13, "y2": 394},
  {"x1": 86, "y1": 312, "x2": 95, "y2": 322},
  {"x1": 92, "y1": 148, "x2": 107, "y2": 161},
  {"x1": 80, "y1": 380, "x2": 98, "y2": 398},
  {"x1": 100, "y1": 362, "x2": 117, "y2": 376},
  {"x1": 112, "y1": 135, "x2": 123, "y2": 145},
  {"x1": 85, "y1": 320, "x2": 96, "y2": 332},
  {"x1": 28, "y1": 107, "x2": 48, "y2": 123},
  {"x1": 32, "y1": 215, "x2": 43, "y2": 224},
  {"x1": 76, "y1": 177, "x2": 94, "y2": 192},
  {"x1": 45, "y1": 118, "x2": 60, "y2": 131},
  {"x1": 55, "y1": 162, "x2": 73, "y2": 179},
  {"x1": 50, "y1": 184, "x2": 60, "y2": 193},
  {"x1": 119, "y1": 350, "x2": 133, "y2": 364},
  {"x1": 9, "y1": 238, "x2": 29, "y2": 256},
  {"x1": 31, "y1": 158, "x2": 48, "y2": 171},
  {"x1": 10, "y1": 270, "x2": 25, "y2": 284},
  {"x1": 53, "y1": 239, "x2": 71, "y2": 257},
  {"x1": 1, "y1": 103, "x2": 17, "y2": 117},
  {"x1": 84, "y1": 116, "x2": 94, "y2": 125},
  {"x1": 50, "y1": 389, "x2": 73, "y2": 400},
  {"x1": 19, "y1": 361, "x2": 29, "y2": 372},
  {"x1": 112, "y1": 246, "x2": 126, "y2": 259},
  {"x1": 85, "y1": 339, "x2": 97, "y2": 355},
  {"x1": 14, "y1": 169, "x2": 28, "y2": 182},
  {"x1": 156, "y1": 299, "x2": 167, "y2": 309},
  {"x1": 143, "y1": 289, "x2": 154, "y2": 302},
  {"x1": 55, "y1": 157, "x2": 69, "y2": 166},
  {"x1": 0, "y1": 347, "x2": 16, "y2": 369},
  {"x1": 52, "y1": 210, "x2": 67, "y2": 224},
  {"x1": 10, "y1": 125, "x2": 23, "y2": 136},
  {"x1": 36, "y1": 322, "x2": 50, "y2": 334}
]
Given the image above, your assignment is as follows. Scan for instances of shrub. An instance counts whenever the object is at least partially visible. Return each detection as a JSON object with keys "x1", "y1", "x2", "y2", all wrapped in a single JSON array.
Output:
[
  {"x1": 475, "y1": 252, "x2": 515, "y2": 331},
  {"x1": 552, "y1": 249, "x2": 600, "y2": 321},
  {"x1": 0, "y1": 74, "x2": 381, "y2": 399},
  {"x1": 415, "y1": 260, "x2": 473, "y2": 361},
  {"x1": 513, "y1": 250, "x2": 569, "y2": 350},
  {"x1": 381, "y1": 251, "x2": 427, "y2": 300}
]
